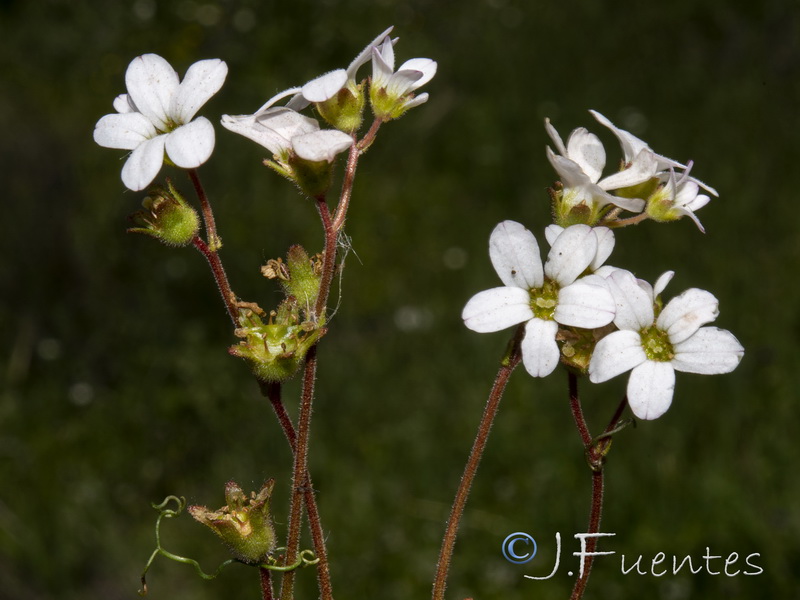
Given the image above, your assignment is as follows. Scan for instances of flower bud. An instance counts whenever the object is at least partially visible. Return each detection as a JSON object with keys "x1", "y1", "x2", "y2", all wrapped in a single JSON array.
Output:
[
  {"x1": 188, "y1": 480, "x2": 277, "y2": 565},
  {"x1": 128, "y1": 180, "x2": 199, "y2": 246}
]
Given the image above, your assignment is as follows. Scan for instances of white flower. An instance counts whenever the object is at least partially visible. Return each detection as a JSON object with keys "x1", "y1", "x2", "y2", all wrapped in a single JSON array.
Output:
[
  {"x1": 590, "y1": 110, "x2": 718, "y2": 196},
  {"x1": 648, "y1": 165, "x2": 712, "y2": 232},
  {"x1": 287, "y1": 26, "x2": 395, "y2": 110},
  {"x1": 545, "y1": 118, "x2": 652, "y2": 214},
  {"x1": 462, "y1": 222, "x2": 616, "y2": 377},
  {"x1": 93, "y1": 54, "x2": 228, "y2": 191},
  {"x1": 220, "y1": 88, "x2": 353, "y2": 163},
  {"x1": 369, "y1": 34, "x2": 437, "y2": 117},
  {"x1": 589, "y1": 269, "x2": 744, "y2": 420}
]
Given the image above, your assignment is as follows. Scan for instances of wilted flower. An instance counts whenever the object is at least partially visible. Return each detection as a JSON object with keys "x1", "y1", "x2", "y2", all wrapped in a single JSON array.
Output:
[{"x1": 189, "y1": 480, "x2": 277, "y2": 565}]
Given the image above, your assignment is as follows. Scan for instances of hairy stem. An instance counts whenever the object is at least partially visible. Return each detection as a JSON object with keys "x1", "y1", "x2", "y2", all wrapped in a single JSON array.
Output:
[
  {"x1": 260, "y1": 567, "x2": 274, "y2": 600},
  {"x1": 280, "y1": 345, "x2": 319, "y2": 600},
  {"x1": 191, "y1": 236, "x2": 237, "y2": 324},
  {"x1": 568, "y1": 377, "x2": 629, "y2": 600},
  {"x1": 262, "y1": 381, "x2": 333, "y2": 600},
  {"x1": 432, "y1": 327, "x2": 523, "y2": 600},
  {"x1": 188, "y1": 168, "x2": 223, "y2": 250}
]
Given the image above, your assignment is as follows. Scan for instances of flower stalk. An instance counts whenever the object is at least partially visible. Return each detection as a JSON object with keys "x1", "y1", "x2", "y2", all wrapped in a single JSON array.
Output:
[{"x1": 432, "y1": 326, "x2": 523, "y2": 600}]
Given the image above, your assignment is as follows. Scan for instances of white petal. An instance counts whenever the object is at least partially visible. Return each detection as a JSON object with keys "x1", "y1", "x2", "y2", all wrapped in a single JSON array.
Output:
[
  {"x1": 671, "y1": 327, "x2": 744, "y2": 374},
  {"x1": 113, "y1": 94, "x2": 135, "y2": 113},
  {"x1": 462, "y1": 287, "x2": 533, "y2": 333},
  {"x1": 400, "y1": 93, "x2": 429, "y2": 110},
  {"x1": 547, "y1": 147, "x2": 590, "y2": 188},
  {"x1": 598, "y1": 149, "x2": 658, "y2": 190},
  {"x1": 489, "y1": 221, "x2": 543, "y2": 289},
  {"x1": 125, "y1": 54, "x2": 179, "y2": 131},
  {"x1": 555, "y1": 279, "x2": 615, "y2": 328},
  {"x1": 674, "y1": 207, "x2": 706, "y2": 233},
  {"x1": 173, "y1": 58, "x2": 228, "y2": 123},
  {"x1": 589, "y1": 330, "x2": 647, "y2": 383},
  {"x1": 593, "y1": 265, "x2": 622, "y2": 279},
  {"x1": 627, "y1": 361, "x2": 675, "y2": 420},
  {"x1": 165, "y1": 117, "x2": 215, "y2": 168},
  {"x1": 257, "y1": 87, "x2": 303, "y2": 113},
  {"x1": 566, "y1": 128, "x2": 605, "y2": 183},
  {"x1": 292, "y1": 130, "x2": 353, "y2": 162},
  {"x1": 371, "y1": 45, "x2": 395, "y2": 88},
  {"x1": 589, "y1": 110, "x2": 649, "y2": 162},
  {"x1": 94, "y1": 112, "x2": 156, "y2": 150},
  {"x1": 520, "y1": 318, "x2": 560, "y2": 377},
  {"x1": 544, "y1": 224, "x2": 564, "y2": 246},
  {"x1": 302, "y1": 69, "x2": 348, "y2": 102},
  {"x1": 121, "y1": 134, "x2": 166, "y2": 191},
  {"x1": 544, "y1": 118, "x2": 567, "y2": 156},
  {"x1": 257, "y1": 107, "x2": 319, "y2": 139},
  {"x1": 591, "y1": 227, "x2": 615, "y2": 271},
  {"x1": 607, "y1": 269, "x2": 654, "y2": 331},
  {"x1": 544, "y1": 224, "x2": 597, "y2": 286},
  {"x1": 397, "y1": 58, "x2": 437, "y2": 90},
  {"x1": 386, "y1": 69, "x2": 424, "y2": 98},
  {"x1": 657, "y1": 288, "x2": 719, "y2": 344},
  {"x1": 346, "y1": 26, "x2": 394, "y2": 81},
  {"x1": 653, "y1": 271, "x2": 674, "y2": 298},
  {"x1": 221, "y1": 113, "x2": 289, "y2": 155}
]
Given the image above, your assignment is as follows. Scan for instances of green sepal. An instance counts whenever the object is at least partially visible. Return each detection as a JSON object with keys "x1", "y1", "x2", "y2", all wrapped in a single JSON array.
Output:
[
  {"x1": 315, "y1": 82, "x2": 366, "y2": 133},
  {"x1": 229, "y1": 298, "x2": 324, "y2": 382},
  {"x1": 128, "y1": 179, "x2": 200, "y2": 246},
  {"x1": 188, "y1": 480, "x2": 278, "y2": 565}
]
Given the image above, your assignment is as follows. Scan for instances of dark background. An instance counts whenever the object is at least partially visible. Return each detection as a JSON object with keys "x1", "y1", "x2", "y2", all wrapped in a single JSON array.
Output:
[{"x1": 1, "y1": 0, "x2": 797, "y2": 598}]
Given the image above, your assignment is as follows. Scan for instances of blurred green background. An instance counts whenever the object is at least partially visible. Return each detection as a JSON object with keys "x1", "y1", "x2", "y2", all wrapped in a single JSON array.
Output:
[{"x1": 1, "y1": 0, "x2": 797, "y2": 598}]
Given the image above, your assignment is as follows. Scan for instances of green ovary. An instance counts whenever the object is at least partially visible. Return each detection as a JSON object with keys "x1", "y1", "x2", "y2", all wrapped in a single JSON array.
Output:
[
  {"x1": 639, "y1": 325, "x2": 675, "y2": 362},
  {"x1": 529, "y1": 280, "x2": 559, "y2": 320}
]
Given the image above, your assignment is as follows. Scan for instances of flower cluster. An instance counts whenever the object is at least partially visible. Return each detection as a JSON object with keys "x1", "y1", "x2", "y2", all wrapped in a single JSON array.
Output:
[
  {"x1": 94, "y1": 27, "x2": 436, "y2": 194},
  {"x1": 463, "y1": 220, "x2": 743, "y2": 420},
  {"x1": 546, "y1": 110, "x2": 716, "y2": 231}
]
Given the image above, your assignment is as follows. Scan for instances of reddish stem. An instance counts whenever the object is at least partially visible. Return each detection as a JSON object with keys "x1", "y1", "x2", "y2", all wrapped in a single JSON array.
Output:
[
  {"x1": 191, "y1": 236, "x2": 237, "y2": 324},
  {"x1": 260, "y1": 567, "x2": 274, "y2": 600},
  {"x1": 432, "y1": 328, "x2": 523, "y2": 600}
]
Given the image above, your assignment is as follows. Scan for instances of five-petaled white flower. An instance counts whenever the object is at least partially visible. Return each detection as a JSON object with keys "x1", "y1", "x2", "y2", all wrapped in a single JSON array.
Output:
[
  {"x1": 287, "y1": 26, "x2": 395, "y2": 110},
  {"x1": 462, "y1": 221, "x2": 616, "y2": 377},
  {"x1": 93, "y1": 54, "x2": 228, "y2": 191},
  {"x1": 647, "y1": 165, "x2": 712, "y2": 232},
  {"x1": 220, "y1": 88, "x2": 353, "y2": 163},
  {"x1": 369, "y1": 33, "x2": 437, "y2": 118},
  {"x1": 545, "y1": 117, "x2": 654, "y2": 215},
  {"x1": 589, "y1": 110, "x2": 718, "y2": 197},
  {"x1": 588, "y1": 269, "x2": 744, "y2": 420}
]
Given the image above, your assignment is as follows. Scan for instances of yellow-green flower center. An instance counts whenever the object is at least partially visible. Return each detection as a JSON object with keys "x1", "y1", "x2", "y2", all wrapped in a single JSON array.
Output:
[
  {"x1": 529, "y1": 279, "x2": 560, "y2": 320},
  {"x1": 639, "y1": 325, "x2": 675, "y2": 362}
]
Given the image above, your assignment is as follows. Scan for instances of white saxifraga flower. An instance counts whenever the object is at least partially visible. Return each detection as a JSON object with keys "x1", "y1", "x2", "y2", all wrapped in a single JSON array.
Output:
[
  {"x1": 545, "y1": 117, "x2": 653, "y2": 215},
  {"x1": 589, "y1": 270, "x2": 744, "y2": 420},
  {"x1": 289, "y1": 26, "x2": 395, "y2": 109},
  {"x1": 220, "y1": 88, "x2": 353, "y2": 164},
  {"x1": 647, "y1": 165, "x2": 711, "y2": 232},
  {"x1": 369, "y1": 34, "x2": 437, "y2": 119},
  {"x1": 589, "y1": 110, "x2": 718, "y2": 197},
  {"x1": 462, "y1": 222, "x2": 616, "y2": 377},
  {"x1": 94, "y1": 54, "x2": 228, "y2": 191}
]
